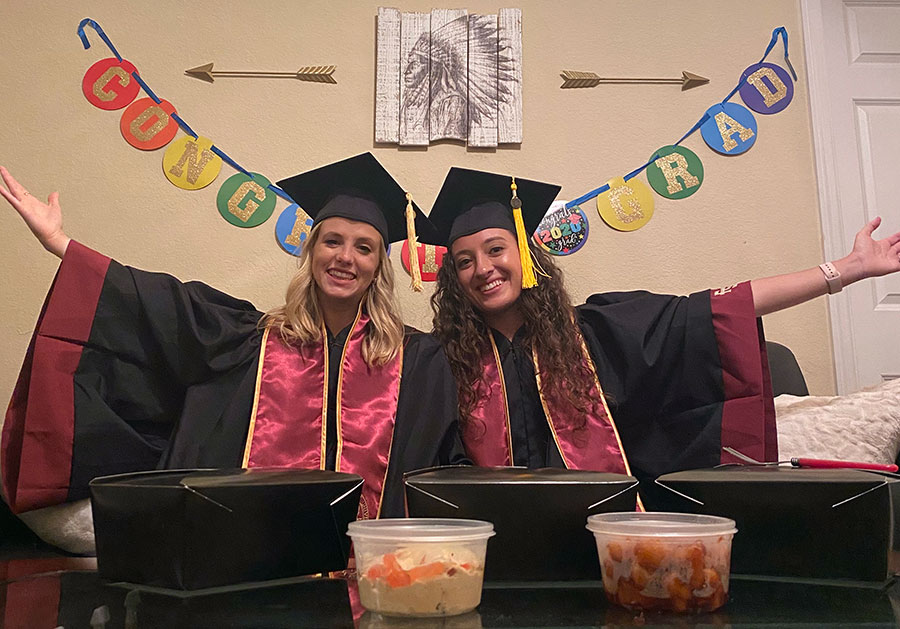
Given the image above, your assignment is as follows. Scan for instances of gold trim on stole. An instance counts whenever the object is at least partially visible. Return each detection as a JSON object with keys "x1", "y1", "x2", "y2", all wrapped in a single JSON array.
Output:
[
  {"x1": 319, "y1": 322, "x2": 330, "y2": 470},
  {"x1": 488, "y1": 333, "x2": 515, "y2": 463},
  {"x1": 530, "y1": 329, "x2": 635, "y2": 478},
  {"x1": 374, "y1": 338, "x2": 404, "y2": 519},
  {"x1": 241, "y1": 327, "x2": 270, "y2": 468},
  {"x1": 334, "y1": 303, "x2": 365, "y2": 472},
  {"x1": 574, "y1": 331, "x2": 646, "y2": 511}
]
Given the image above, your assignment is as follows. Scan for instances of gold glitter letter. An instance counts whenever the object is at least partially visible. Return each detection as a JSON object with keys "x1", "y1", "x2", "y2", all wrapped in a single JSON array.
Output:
[
  {"x1": 715, "y1": 112, "x2": 755, "y2": 151},
  {"x1": 129, "y1": 105, "x2": 169, "y2": 141},
  {"x1": 422, "y1": 244, "x2": 439, "y2": 273},
  {"x1": 654, "y1": 152, "x2": 700, "y2": 194},
  {"x1": 93, "y1": 67, "x2": 131, "y2": 102},
  {"x1": 285, "y1": 207, "x2": 311, "y2": 246},
  {"x1": 168, "y1": 140, "x2": 217, "y2": 184},
  {"x1": 228, "y1": 181, "x2": 267, "y2": 222},
  {"x1": 747, "y1": 67, "x2": 787, "y2": 107},
  {"x1": 608, "y1": 185, "x2": 644, "y2": 224}
]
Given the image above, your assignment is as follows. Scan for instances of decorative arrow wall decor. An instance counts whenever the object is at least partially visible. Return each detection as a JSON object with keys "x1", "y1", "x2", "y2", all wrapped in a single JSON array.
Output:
[
  {"x1": 185, "y1": 62, "x2": 337, "y2": 84},
  {"x1": 560, "y1": 70, "x2": 708, "y2": 91}
]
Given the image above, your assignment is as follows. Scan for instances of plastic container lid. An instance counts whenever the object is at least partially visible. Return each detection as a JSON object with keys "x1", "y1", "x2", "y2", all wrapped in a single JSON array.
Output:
[
  {"x1": 586, "y1": 512, "x2": 737, "y2": 537},
  {"x1": 348, "y1": 518, "x2": 495, "y2": 542}
]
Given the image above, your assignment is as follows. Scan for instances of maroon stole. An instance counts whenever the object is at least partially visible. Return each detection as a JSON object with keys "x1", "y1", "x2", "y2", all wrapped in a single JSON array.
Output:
[
  {"x1": 461, "y1": 332, "x2": 632, "y2": 476},
  {"x1": 710, "y1": 281, "x2": 778, "y2": 464},
  {"x1": 242, "y1": 310, "x2": 402, "y2": 519}
]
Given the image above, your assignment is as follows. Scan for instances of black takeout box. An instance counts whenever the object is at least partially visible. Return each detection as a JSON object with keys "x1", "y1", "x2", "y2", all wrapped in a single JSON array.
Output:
[
  {"x1": 653, "y1": 466, "x2": 900, "y2": 582},
  {"x1": 404, "y1": 466, "x2": 638, "y2": 581},
  {"x1": 90, "y1": 468, "x2": 363, "y2": 590}
]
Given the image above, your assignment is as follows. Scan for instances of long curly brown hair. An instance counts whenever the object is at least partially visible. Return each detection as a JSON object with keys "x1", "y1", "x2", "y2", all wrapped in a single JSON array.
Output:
[{"x1": 432, "y1": 242, "x2": 601, "y2": 431}]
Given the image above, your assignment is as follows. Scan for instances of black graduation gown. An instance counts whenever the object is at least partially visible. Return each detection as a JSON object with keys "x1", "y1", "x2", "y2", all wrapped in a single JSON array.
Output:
[
  {"x1": 1, "y1": 241, "x2": 464, "y2": 517},
  {"x1": 493, "y1": 287, "x2": 774, "y2": 490}
]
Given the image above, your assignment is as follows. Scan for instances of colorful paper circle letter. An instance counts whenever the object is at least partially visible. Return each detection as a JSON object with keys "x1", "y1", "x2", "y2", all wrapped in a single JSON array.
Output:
[
  {"x1": 217, "y1": 173, "x2": 276, "y2": 228},
  {"x1": 401, "y1": 241, "x2": 446, "y2": 281},
  {"x1": 275, "y1": 204, "x2": 314, "y2": 255},
  {"x1": 82, "y1": 58, "x2": 140, "y2": 110},
  {"x1": 597, "y1": 177, "x2": 654, "y2": 231},
  {"x1": 739, "y1": 62, "x2": 793, "y2": 114},
  {"x1": 646, "y1": 145, "x2": 704, "y2": 199},
  {"x1": 120, "y1": 98, "x2": 179, "y2": 150},
  {"x1": 533, "y1": 201, "x2": 589, "y2": 255},
  {"x1": 163, "y1": 136, "x2": 223, "y2": 190},
  {"x1": 701, "y1": 103, "x2": 758, "y2": 155}
]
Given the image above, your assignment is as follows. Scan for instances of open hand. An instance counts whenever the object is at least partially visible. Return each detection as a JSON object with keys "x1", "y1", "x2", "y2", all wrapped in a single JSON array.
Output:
[
  {"x1": 0, "y1": 166, "x2": 69, "y2": 258},
  {"x1": 845, "y1": 217, "x2": 900, "y2": 283}
]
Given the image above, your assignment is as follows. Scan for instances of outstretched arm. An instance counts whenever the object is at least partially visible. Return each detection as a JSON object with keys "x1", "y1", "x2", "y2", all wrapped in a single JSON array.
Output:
[
  {"x1": 751, "y1": 217, "x2": 900, "y2": 316},
  {"x1": 0, "y1": 166, "x2": 70, "y2": 258}
]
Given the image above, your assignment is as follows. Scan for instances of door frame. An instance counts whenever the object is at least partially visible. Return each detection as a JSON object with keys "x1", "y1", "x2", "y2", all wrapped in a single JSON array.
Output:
[{"x1": 800, "y1": 0, "x2": 860, "y2": 394}]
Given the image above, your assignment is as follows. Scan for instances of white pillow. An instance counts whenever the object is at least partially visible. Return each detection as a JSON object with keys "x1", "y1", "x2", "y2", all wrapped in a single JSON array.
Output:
[
  {"x1": 17, "y1": 498, "x2": 95, "y2": 555},
  {"x1": 776, "y1": 377, "x2": 900, "y2": 465}
]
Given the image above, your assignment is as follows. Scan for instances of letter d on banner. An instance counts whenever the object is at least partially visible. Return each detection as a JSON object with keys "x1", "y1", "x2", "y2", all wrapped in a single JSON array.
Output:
[{"x1": 739, "y1": 62, "x2": 794, "y2": 114}]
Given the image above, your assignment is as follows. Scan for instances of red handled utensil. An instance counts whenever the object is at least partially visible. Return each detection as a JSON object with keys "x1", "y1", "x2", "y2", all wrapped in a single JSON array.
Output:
[{"x1": 722, "y1": 447, "x2": 899, "y2": 473}]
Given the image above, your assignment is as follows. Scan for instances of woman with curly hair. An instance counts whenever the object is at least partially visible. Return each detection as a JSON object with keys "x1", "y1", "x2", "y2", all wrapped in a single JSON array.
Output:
[
  {"x1": 0, "y1": 153, "x2": 463, "y2": 534},
  {"x1": 429, "y1": 167, "x2": 900, "y2": 496}
]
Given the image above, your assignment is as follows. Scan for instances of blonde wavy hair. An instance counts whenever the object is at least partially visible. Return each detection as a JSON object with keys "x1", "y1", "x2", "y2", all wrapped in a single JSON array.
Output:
[{"x1": 262, "y1": 223, "x2": 405, "y2": 366}]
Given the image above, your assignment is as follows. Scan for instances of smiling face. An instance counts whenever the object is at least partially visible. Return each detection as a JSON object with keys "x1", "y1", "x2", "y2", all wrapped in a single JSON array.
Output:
[
  {"x1": 451, "y1": 228, "x2": 524, "y2": 328},
  {"x1": 311, "y1": 216, "x2": 382, "y2": 313}
]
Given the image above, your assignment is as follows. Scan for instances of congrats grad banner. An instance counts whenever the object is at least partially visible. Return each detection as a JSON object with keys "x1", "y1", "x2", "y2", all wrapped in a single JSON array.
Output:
[
  {"x1": 561, "y1": 26, "x2": 797, "y2": 246},
  {"x1": 77, "y1": 18, "x2": 309, "y2": 257},
  {"x1": 76, "y1": 18, "x2": 796, "y2": 272}
]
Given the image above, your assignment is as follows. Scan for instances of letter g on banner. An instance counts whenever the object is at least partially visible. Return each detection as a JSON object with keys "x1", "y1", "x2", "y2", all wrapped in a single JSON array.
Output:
[{"x1": 217, "y1": 173, "x2": 276, "y2": 227}]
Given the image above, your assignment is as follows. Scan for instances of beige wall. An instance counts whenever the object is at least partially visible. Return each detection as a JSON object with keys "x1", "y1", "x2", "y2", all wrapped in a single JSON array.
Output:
[{"x1": 0, "y1": 0, "x2": 835, "y2": 422}]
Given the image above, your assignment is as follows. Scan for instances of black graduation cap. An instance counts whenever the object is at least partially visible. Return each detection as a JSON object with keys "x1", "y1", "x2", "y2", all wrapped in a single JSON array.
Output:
[
  {"x1": 277, "y1": 152, "x2": 438, "y2": 290},
  {"x1": 428, "y1": 167, "x2": 561, "y2": 288}
]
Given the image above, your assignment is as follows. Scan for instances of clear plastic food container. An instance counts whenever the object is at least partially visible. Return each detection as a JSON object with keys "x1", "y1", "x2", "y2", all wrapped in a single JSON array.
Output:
[
  {"x1": 348, "y1": 518, "x2": 495, "y2": 617},
  {"x1": 586, "y1": 512, "x2": 737, "y2": 613}
]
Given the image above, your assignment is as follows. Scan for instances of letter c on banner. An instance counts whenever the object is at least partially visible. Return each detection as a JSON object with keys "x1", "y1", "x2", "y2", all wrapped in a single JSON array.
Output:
[
  {"x1": 120, "y1": 98, "x2": 179, "y2": 150},
  {"x1": 82, "y1": 57, "x2": 140, "y2": 110}
]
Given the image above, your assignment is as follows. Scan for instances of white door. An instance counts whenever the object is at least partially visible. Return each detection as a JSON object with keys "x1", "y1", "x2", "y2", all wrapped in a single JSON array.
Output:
[{"x1": 803, "y1": 0, "x2": 900, "y2": 391}]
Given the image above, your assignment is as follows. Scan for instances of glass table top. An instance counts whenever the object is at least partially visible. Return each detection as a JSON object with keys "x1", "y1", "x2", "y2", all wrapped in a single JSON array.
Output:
[{"x1": 2, "y1": 547, "x2": 898, "y2": 628}]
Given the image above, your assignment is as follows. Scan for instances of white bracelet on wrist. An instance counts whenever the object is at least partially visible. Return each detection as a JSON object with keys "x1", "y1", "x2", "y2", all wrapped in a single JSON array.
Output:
[{"x1": 819, "y1": 262, "x2": 842, "y2": 294}]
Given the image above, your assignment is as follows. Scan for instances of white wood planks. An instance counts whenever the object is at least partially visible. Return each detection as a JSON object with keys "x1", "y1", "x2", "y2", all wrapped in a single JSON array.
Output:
[{"x1": 375, "y1": 6, "x2": 523, "y2": 147}]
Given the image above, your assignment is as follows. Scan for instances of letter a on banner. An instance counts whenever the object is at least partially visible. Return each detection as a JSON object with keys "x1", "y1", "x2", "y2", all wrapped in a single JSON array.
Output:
[
  {"x1": 701, "y1": 103, "x2": 758, "y2": 155},
  {"x1": 163, "y1": 136, "x2": 223, "y2": 190}
]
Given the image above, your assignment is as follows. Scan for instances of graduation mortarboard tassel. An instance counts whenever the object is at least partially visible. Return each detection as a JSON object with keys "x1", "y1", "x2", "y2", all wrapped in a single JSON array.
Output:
[
  {"x1": 428, "y1": 167, "x2": 562, "y2": 289},
  {"x1": 277, "y1": 153, "x2": 438, "y2": 292}
]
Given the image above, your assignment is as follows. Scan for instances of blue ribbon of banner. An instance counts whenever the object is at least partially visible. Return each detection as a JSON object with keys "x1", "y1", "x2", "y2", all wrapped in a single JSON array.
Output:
[
  {"x1": 565, "y1": 27, "x2": 793, "y2": 211},
  {"x1": 76, "y1": 18, "x2": 293, "y2": 204}
]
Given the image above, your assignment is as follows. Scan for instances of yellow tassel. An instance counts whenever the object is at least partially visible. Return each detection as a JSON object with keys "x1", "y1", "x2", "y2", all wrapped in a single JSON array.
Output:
[
  {"x1": 405, "y1": 192, "x2": 423, "y2": 292},
  {"x1": 511, "y1": 178, "x2": 538, "y2": 289}
]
